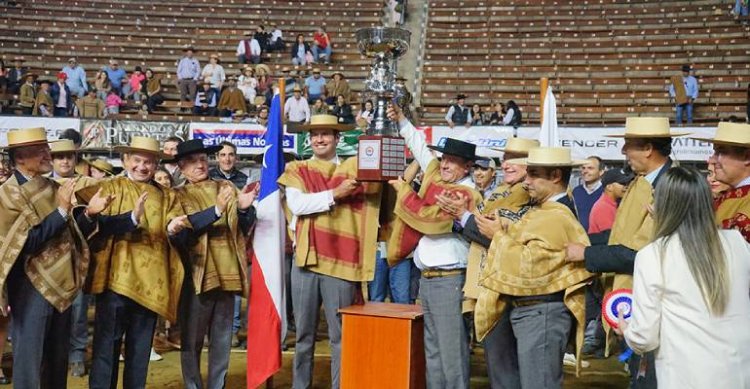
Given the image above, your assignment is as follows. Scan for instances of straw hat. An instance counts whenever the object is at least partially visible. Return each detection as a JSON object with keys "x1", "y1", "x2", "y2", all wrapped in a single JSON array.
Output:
[
  {"x1": 291, "y1": 114, "x2": 355, "y2": 133},
  {"x1": 491, "y1": 138, "x2": 540, "y2": 154},
  {"x1": 243, "y1": 65, "x2": 255, "y2": 73},
  {"x1": 255, "y1": 64, "x2": 271, "y2": 75},
  {"x1": 209, "y1": 53, "x2": 221, "y2": 63},
  {"x1": 312, "y1": 68, "x2": 321, "y2": 74},
  {"x1": 84, "y1": 158, "x2": 115, "y2": 176},
  {"x1": 7, "y1": 127, "x2": 49, "y2": 149},
  {"x1": 49, "y1": 139, "x2": 78, "y2": 154},
  {"x1": 114, "y1": 136, "x2": 168, "y2": 158},
  {"x1": 506, "y1": 147, "x2": 587, "y2": 167},
  {"x1": 605, "y1": 117, "x2": 689, "y2": 138},
  {"x1": 691, "y1": 122, "x2": 750, "y2": 147},
  {"x1": 292, "y1": 85, "x2": 302, "y2": 92}
]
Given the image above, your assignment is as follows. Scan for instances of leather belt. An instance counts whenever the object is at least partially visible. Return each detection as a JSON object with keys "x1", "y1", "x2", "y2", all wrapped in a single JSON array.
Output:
[
  {"x1": 421, "y1": 269, "x2": 466, "y2": 279},
  {"x1": 509, "y1": 291, "x2": 564, "y2": 308}
]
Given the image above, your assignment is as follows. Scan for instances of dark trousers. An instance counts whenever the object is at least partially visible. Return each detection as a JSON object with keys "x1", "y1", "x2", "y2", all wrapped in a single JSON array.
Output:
[
  {"x1": 193, "y1": 106, "x2": 217, "y2": 116},
  {"x1": 179, "y1": 282, "x2": 235, "y2": 389},
  {"x1": 89, "y1": 290, "x2": 157, "y2": 389},
  {"x1": 7, "y1": 271, "x2": 72, "y2": 389},
  {"x1": 70, "y1": 291, "x2": 91, "y2": 363},
  {"x1": 145, "y1": 94, "x2": 164, "y2": 113},
  {"x1": 54, "y1": 107, "x2": 68, "y2": 117},
  {"x1": 20, "y1": 106, "x2": 33, "y2": 115}
]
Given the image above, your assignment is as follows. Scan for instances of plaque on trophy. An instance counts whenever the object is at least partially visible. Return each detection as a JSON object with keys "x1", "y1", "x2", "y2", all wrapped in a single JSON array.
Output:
[{"x1": 355, "y1": 27, "x2": 411, "y2": 181}]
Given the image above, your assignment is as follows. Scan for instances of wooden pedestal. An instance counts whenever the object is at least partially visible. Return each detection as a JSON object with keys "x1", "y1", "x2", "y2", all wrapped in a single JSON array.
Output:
[{"x1": 339, "y1": 302, "x2": 425, "y2": 389}]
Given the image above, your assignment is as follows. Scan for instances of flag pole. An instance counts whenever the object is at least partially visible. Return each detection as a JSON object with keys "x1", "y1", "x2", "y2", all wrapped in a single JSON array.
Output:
[
  {"x1": 540, "y1": 77, "x2": 549, "y2": 125},
  {"x1": 279, "y1": 78, "x2": 286, "y2": 123}
]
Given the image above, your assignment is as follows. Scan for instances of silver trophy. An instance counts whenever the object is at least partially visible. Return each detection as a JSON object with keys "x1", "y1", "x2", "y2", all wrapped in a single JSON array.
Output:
[{"x1": 356, "y1": 27, "x2": 411, "y2": 136}]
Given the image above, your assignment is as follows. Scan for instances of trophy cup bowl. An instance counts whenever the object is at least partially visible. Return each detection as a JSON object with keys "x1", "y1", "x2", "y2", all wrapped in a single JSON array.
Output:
[{"x1": 355, "y1": 27, "x2": 412, "y2": 181}]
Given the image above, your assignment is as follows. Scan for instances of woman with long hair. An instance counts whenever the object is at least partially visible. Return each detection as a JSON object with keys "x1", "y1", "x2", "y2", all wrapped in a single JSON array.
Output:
[
  {"x1": 94, "y1": 70, "x2": 112, "y2": 101},
  {"x1": 616, "y1": 166, "x2": 750, "y2": 388}
]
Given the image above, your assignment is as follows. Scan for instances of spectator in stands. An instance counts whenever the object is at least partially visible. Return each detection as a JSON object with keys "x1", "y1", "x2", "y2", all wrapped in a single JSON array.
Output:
[
  {"x1": 311, "y1": 98, "x2": 328, "y2": 116},
  {"x1": 50, "y1": 72, "x2": 73, "y2": 117},
  {"x1": 103, "y1": 59, "x2": 127, "y2": 96},
  {"x1": 76, "y1": 88, "x2": 105, "y2": 118},
  {"x1": 256, "y1": 64, "x2": 273, "y2": 105},
  {"x1": 33, "y1": 80, "x2": 53, "y2": 117},
  {"x1": 311, "y1": 26, "x2": 333, "y2": 64},
  {"x1": 269, "y1": 24, "x2": 285, "y2": 52},
  {"x1": 284, "y1": 85, "x2": 311, "y2": 124},
  {"x1": 238, "y1": 66, "x2": 257, "y2": 104},
  {"x1": 217, "y1": 76, "x2": 247, "y2": 117},
  {"x1": 143, "y1": 69, "x2": 164, "y2": 113},
  {"x1": 177, "y1": 47, "x2": 201, "y2": 103},
  {"x1": 94, "y1": 70, "x2": 112, "y2": 101},
  {"x1": 123, "y1": 66, "x2": 146, "y2": 103},
  {"x1": 669, "y1": 64, "x2": 699, "y2": 125},
  {"x1": 488, "y1": 102, "x2": 505, "y2": 125},
  {"x1": 255, "y1": 25, "x2": 270, "y2": 53},
  {"x1": 193, "y1": 81, "x2": 218, "y2": 116},
  {"x1": 504, "y1": 100, "x2": 523, "y2": 127},
  {"x1": 7, "y1": 57, "x2": 27, "y2": 95},
  {"x1": 291, "y1": 34, "x2": 312, "y2": 66},
  {"x1": 445, "y1": 93, "x2": 471, "y2": 128},
  {"x1": 209, "y1": 141, "x2": 248, "y2": 189},
  {"x1": 237, "y1": 32, "x2": 262, "y2": 65},
  {"x1": 105, "y1": 89, "x2": 123, "y2": 116},
  {"x1": 18, "y1": 73, "x2": 36, "y2": 115},
  {"x1": 572, "y1": 156, "x2": 605, "y2": 232},
  {"x1": 470, "y1": 104, "x2": 486, "y2": 126},
  {"x1": 304, "y1": 68, "x2": 326, "y2": 104},
  {"x1": 325, "y1": 71, "x2": 350, "y2": 105},
  {"x1": 281, "y1": 67, "x2": 298, "y2": 95},
  {"x1": 332, "y1": 94, "x2": 355, "y2": 124},
  {"x1": 356, "y1": 100, "x2": 374, "y2": 127},
  {"x1": 202, "y1": 54, "x2": 226, "y2": 93},
  {"x1": 0, "y1": 58, "x2": 6, "y2": 94},
  {"x1": 249, "y1": 105, "x2": 269, "y2": 127},
  {"x1": 733, "y1": 0, "x2": 749, "y2": 24},
  {"x1": 61, "y1": 57, "x2": 88, "y2": 98}
]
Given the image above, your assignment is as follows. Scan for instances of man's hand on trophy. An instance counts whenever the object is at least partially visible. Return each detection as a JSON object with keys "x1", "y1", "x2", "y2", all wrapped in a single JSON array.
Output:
[
  {"x1": 333, "y1": 179, "x2": 360, "y2": 200},
  {"x1": 386, "y1": 104, "x2": 406, "y2": 123}
]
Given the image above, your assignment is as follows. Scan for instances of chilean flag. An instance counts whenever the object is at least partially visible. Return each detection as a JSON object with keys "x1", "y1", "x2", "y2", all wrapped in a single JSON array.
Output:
[{"x1": 247, "y1": 94, "x2": 286, "y2": 388}]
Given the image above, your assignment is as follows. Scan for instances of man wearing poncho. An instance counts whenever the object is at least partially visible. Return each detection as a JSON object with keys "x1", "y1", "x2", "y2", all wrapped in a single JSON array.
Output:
[
  {"x1": 278, "y1": 114, "x2": 382, "y2": 389},
  {"x1": 475, "y1": 147, "x2": 592, "y2": 388},
  {"x1": 693, "y1": 122, "x2": 750, "y2": 243},
  {"x1": 76, "y1": 136, "x2": 185, "y2": 389},
  {"x1": 0, "y1": 127, "x2": 100, "y2": 388},
  {"x1": 168, "y1": 139, "x2": 258, "y2": 389},
  {"x1": 436, "y1": 137, "x2": 539, "y2": 388},
  {"x1": 565, "y1": 117, "x2": 688, "y2": 389},
  {"x1": 387, "y1": 106, "x2": 483, "y2": 388}
]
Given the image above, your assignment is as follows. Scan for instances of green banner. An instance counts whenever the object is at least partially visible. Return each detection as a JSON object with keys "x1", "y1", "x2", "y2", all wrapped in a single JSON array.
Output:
[{"x1": 296, "y1": 128, "x2": 364, "y2": 157}]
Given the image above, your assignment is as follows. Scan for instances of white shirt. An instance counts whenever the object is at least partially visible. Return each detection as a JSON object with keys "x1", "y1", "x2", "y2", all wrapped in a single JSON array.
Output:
[
  {"x1": 644, "y1": 162, "x2": 667, "y2": 185},
  {"x1": 582, "y1": 180, "x2": 602, "y2": 195},
  {"x1": 284, "y1": 96, "x2": 311, "y2": 123},
  {"x1": 502, "y1": 107, "x2": 516, "y2": 125},
  {"x1": 399, "y1": 117, "x2": 473, "y2": 270},
  {"x1": 285, "y1": 155, "x2": 340, "y2": 240},
  {"x1": 271, "y1": 29, "x2": 283, "y2": 42},
  {"x1": 236, "y1": 39, "x2": 261, "y2": 56},
  {"x1": 56, "y1": 82, "x2": 67, "y2": 108},
  {"x1": 624, "y1": 230, "x2": 750, "y2": 389},
  {"x1": 548, "y1": 191, "x2": 567, "y2": 203},
  {"x1": 735, "y1": 175, "x2": 750, "y2": 188}
]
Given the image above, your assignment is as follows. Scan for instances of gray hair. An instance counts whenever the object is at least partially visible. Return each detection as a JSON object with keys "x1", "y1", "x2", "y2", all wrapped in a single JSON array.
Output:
[{"x1": 652, "y1": 166, "x2": 729, "y2": 315}]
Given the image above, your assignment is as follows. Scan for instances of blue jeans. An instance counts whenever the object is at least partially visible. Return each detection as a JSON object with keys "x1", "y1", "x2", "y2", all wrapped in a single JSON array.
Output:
[
  {"x1": 368, "y1": 257, "x2": 415, "y2": 304},
  {"x1": 232, "y1": 295, "x2": 242, "y2": 334},
  {"x1": 676, "y1": 103, "x2": 693, "y2": 124},
  {"x1": 311, "y1": 45, "x2": 332, "y2": 63},
  {"x1": 735, "y1": 0, "x2": 749, "y2": 16}
]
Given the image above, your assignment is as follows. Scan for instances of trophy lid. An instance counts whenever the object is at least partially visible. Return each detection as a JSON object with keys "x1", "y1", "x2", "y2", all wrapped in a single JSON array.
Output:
[{"x1": 356, "y1": 27, "x2": 411, "y2": 58}]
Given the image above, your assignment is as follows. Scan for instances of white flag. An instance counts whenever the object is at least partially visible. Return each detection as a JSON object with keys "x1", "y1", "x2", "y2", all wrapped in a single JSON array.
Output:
[{"x1": 540, "y1": 87, "x2": 559, "y2": 147}]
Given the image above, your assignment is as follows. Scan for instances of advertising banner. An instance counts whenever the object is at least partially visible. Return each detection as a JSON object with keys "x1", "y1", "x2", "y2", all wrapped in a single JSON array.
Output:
[
  {"x1": 189, "y1": 122, "x2": 296, "y2": 155},
  {"x1": 111, "y1": 120, "x2": 190, "y2": 147},
  {"x1": 0, "y1": 116, "x2": 80, "y2": 146}
]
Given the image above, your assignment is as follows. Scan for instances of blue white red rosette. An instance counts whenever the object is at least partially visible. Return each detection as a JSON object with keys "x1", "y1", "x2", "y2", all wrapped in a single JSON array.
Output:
[{"x1": 602, "y1": 288, "x2": 633, "y2": 328}]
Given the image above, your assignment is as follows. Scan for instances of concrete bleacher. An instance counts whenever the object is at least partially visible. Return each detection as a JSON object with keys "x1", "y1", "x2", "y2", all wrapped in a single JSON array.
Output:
[
  {"x1": 0, "y1": 0, "x2": 382, "y2": 116},
  {"x1": 419, "y1": 0, "x2": 750, "y2": 126}
]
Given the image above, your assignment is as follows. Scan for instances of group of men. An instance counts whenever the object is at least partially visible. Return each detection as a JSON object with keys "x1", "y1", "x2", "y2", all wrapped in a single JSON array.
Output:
[
  {"x1": 3, "y1": 101, "x2": 750, "y2": 389},
  {"x1": 0, "y1": 129, "x2": 257, "y2": 389}
]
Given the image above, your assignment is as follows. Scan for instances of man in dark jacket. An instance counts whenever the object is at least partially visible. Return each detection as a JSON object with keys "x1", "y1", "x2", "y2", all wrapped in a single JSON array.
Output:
[{"x1": 50, "y1": 72, "x2": 73, "y2": 117}]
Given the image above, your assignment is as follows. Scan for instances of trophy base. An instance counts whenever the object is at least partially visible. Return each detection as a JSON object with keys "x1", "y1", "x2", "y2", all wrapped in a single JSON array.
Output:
[{"x1": 356, "y1": 135, "x2": 406, "y2": 181}]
